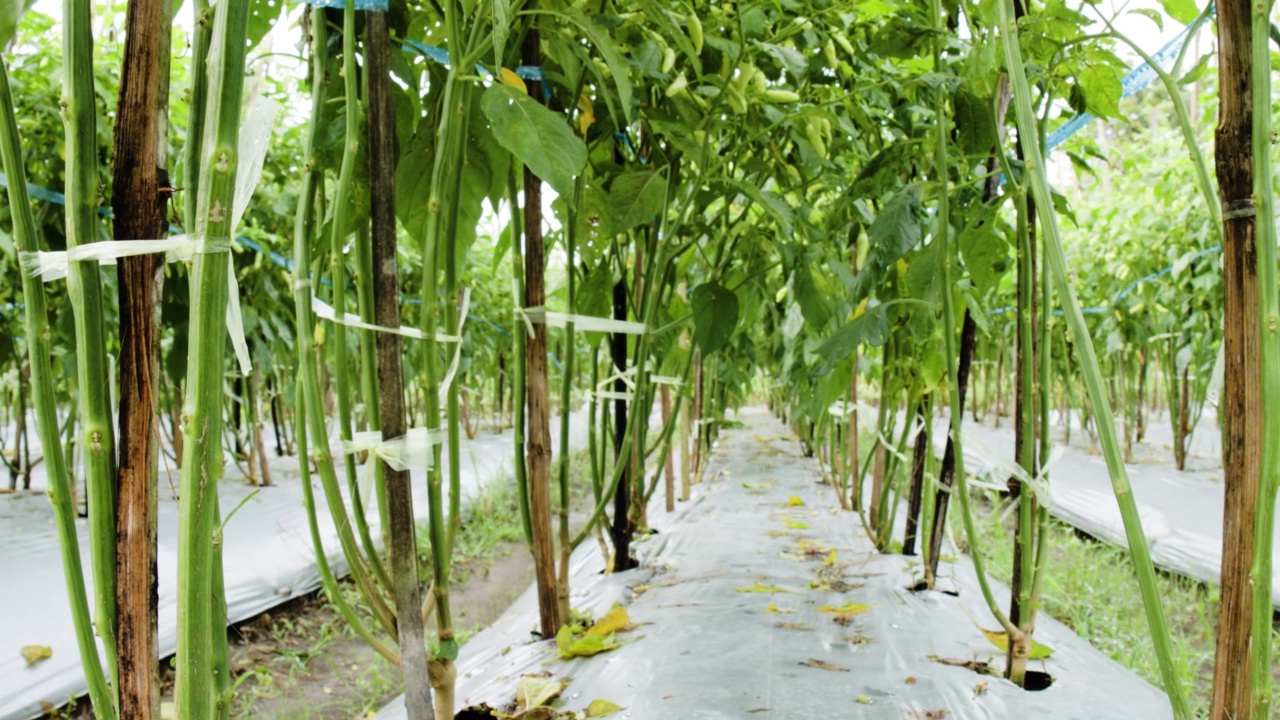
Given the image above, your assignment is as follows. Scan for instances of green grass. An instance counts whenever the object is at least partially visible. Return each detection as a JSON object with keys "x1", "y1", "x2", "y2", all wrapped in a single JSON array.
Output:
[{"x1": 967, "y1": 489, "x2": 1280, "y2": 718}]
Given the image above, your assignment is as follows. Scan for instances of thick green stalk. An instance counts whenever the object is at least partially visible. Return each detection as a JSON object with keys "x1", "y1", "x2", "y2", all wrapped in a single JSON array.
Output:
[
  {"x1": 510, "y1": 168, "x2": 533, "y2": 546},
  {"x1": 295, "y1": 374, "x2": 398, "y2": 664},
  {"x1": 174, "y1": 0, "x2": 250, "y2": 714},
  {"x1": 1250, "y1": 0, "x2": 1280, "y2": 711},
  {"x1": 62, "y1": 0, "x2": 118, "y2": 694},
  {"x1": 934, "y1": 0, "x2": 1017, "y2": 638},
  {"x1": 289, "y1": 4, "x2": 397, "y2": 644},
  {"x1": 0, "y1": 60, "x2": 118, "y2": 720},
  {"x1": 996, "y1": 3, "x2": 1190, "y2": 714},
  {"x1": 183, "y1": 0, "x2": 211, "y2": 226}
]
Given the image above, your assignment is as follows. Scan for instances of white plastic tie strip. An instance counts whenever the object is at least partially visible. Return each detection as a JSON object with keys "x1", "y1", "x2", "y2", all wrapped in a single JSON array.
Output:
[
  {"x1": 310, "y1": 295, "x2": 462, "y2": 343},
  {"x1": 960, "y1": 425, "x2": 1058, "y2": 510},
  {"x1": 523, "y1": 306, "x2": 648, "y2": 335},
  {"x1": 438, "y1": 288, "x2": 472, "y2": 404},
  {"x1": 343, "y1": 426, "x2": 447, "y2": 506},
  {"x1": 18, "y1": 99, "x2": 280, "y2": 377}
]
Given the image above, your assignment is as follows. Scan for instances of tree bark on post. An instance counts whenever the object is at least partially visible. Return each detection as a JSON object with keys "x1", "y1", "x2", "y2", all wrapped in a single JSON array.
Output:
[
  {"x1": 610, "y1": 278, "x2": 637, "y2": 570},
  {"x1": 522, "y1": 28, "x2": 563, "y2": 636},
  {"x1": 367, "y1": 10, "x2": 434, "y2": 719},
  {"x1": 1210, "y1": 1, "x2": 1260, "y2": 717},
  {"x1": 111, "y1": 0, "x2": 170, "y2": 709}
]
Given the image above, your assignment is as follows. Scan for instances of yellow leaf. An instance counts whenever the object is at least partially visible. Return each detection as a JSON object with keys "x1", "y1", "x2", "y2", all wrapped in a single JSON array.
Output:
[
  {"x1": 980, "y1": 628, "x2": 1054, "y2": 659},
  {"x1": 500, "y1": 67, "x2": 528, "y2": 94},
  {"x1": 765, "y1": 602, "x2": 794, "y2": 614},
  {"x1": 817, "y1": 602, "x2": 873, "y2": 616},
  {"x1": 856, "y1": 694, "x2": 873, "y2": 704},
  {"x1": 852, "y1": 298, "x2": 868, "y2": 319},
  {"x1": 516, "y1": 675, "x2": 566, "y2": 710},
  {"x1": 20, "y1": 645, "x2": 51, "y2": 666},
  {"x1": 577, "y1": 93, "x2": 596, "y2": 135},
  {"x1": 585, "y1": 605, "x2": 630, "y2": 636},
  {"x1": 787, "y1": 495, "x2": 805, "y2": 507},
  {"x1": 733, "y1": 581, "x2": 789, "y2": 593},
  {"x1": 823, "y1": 549, "x2": 837, "y2": 566},
  {"x1": 586, "y1": 699, "x2": 624, "y2": 717},
  {"x1": 784, "y1": 519, "x2": 809, "y2": 529},
  {"x1": 559, "y1": 632, "x2": 621, "y2": 659}
]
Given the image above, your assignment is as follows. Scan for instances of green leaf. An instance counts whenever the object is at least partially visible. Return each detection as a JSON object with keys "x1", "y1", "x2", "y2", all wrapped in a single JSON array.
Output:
[
  {"x1": 605, "y1": 170, "x2": 665, "y2": 237},
  {"x1": 851, "y1": 184, "x2": 923, "y2": 302},
  {"x1": 980, "y1": 628, "x2": 1054, "y2": 660},
  {"x1": 953, "y1": 90, "x2": 996, "y2": 155},
  {"x1": 1179, "y1": 52, "x2": 1212, "y2": 86},
  {"x1": 438, "y1": 637, "x2": 460, "y2": 662},
  {"x1": 555, "y1": 9, "x2": 635, "y2": 126},
  {"x1": 691, "y1": 282, "x2": 740, "y2": 354},
  {"x1": 1127, "y1": 8, "x2": 1163, "y2": 30},
  {"x1": 1077, "y1": 64, "x2": 1122, "y2": 119},
  {"x1": 814, "y1": 306, "x2": 890, "y2": 373},
  {"x1": 958, "y1": 223, "x2": 1007, "y2": 296},
  {"x1": 586, "y1": 699, "x2": 625, "y2": 717},
  {"x1": 720, "y1": 178, "x2": 793, "y2": 232},
  {"x1": 757, "y1": 41, "x2": 808, "y2": 79},
  {"x1": 1159, "y1": 0, "x2": 1199, "y2": 25},
  {"x1": 0, "y1": 0, "x2": 31, "y2": 48},
  {"x1": 481, "y1": 84, "x2": 587, "y2": 199}
]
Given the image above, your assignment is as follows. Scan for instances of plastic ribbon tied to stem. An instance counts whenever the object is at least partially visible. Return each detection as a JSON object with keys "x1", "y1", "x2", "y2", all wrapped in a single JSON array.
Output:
[
  {"x1": 18, "y1": 98, "x2": 280, "y2": 377},
  {"x1": 960, "y1": 427, "x2": 1058, "y2": 510},
  {"x1": 342, "y1": 426, "x2": 446, "y2": 506}
]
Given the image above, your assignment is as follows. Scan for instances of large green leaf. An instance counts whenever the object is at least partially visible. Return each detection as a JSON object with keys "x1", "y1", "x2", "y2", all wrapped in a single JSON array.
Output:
[
  {"x1": 481, "y1": 84, "x2": 587, "y2": 200},
  {"x1": 605, "y1": 170, "x2": 665, "y2": 237},
  {"x1": 1159, "y1": 0, "x2": 1199, "y2": 25},
  {"x1": 815, "y1": 306, "x2": 890, "y2": 374},
  {"x1": 552, "y1": 8, "x2": 635, "y2": 126},
  {"x1": 691, "y1": 282, "x2": 739, "y2": 354},
  {"x1": 0, "y1": 0, "x2": 30, "y2": 48},
  {"x1": 1077, "y1": 64, "x2": 1122, "y2": 119},
  {"x1": 850, "y1": 184, "x2": 923, "y2": 302},
  {"x1": 958, "y1": 222, "x2": 1008, "y2": 296}
]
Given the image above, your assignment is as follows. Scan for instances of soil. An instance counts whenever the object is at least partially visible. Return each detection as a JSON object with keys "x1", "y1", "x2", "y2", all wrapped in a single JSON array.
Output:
[{"x1": 39, "y1": 542, "x2": 540, "y2": 720}]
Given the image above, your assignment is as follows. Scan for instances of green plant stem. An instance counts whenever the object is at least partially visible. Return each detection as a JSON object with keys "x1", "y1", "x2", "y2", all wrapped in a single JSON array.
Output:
[
  {"x1": 289, "y1": 2, "x2": 398, "y2": 645},
  {"x1": 510, "y1": 167, "x2": 533, "y2": 547},
  {"x1": 934, "y1": 0, "x2": 1018, "y2": 638},
  {"x1": 995, "y1": 2, "x2": 1190, "y2": 714},
  {"x1": 1250, "y1": 0, "x2": 1280, "y2": 712},
  {"x1": 295, "y1": 375, "x2": 398, "y2": 665},
  {"x1": 0, "y1": 59, "x2": 118, "y2": 720},
  {"x1": 354, "y1": 226, "x2": 390, "y2": 547},
  {"x1": 62, "y1": 0, "x2": 119, "y2": 696},
  {"x1": 174, "y1": 0, "x2": 250, "y2": 713}
]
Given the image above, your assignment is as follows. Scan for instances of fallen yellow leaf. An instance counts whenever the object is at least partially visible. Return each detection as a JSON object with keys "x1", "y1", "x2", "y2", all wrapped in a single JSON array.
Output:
[
  {"x1": 20, "y1": 645, "x2": 51, "y2": 666},
  {"x1": 585, "y1": 605, "x2": 631, "y2": 637}
]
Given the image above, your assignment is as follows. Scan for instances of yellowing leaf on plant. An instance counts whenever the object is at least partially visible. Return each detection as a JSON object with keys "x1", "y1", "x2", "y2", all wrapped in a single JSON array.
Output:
[
  {"x1": 817, "y1": 602, "x2": 873, "y2": 616},
  {"x1": 516, "y1": 675, "x2": 566, "y2": 710},
  {"x1": 787, "y1": 495, "x2": 805, "y2": 507},
  {"x1": 500, "y1": 67, "x2": 528, "y2": 94},
  {"x1": 733, "y1": 581, "x2": 789, "y2": 593},
  {"x1": 585, "y1": 699, "x2": 624, "y2": 717},
  {"x1": 577, "y1": 93, "x2": 596, "y2": 135},
  {"x1": 765, "y1": 602, "x2": 794, "y2": 614},
  {"x1": 20, "y1": 645, "x2": 51, "y2": 666},
  {"x1": 585, "y1": 605, "x2": 631, "y2": 637},
  {"x1": 852, "y1": 298, "x2": 869, "y2": 319},
  {"x1": 980, "y1": 629, "x2": 1053, "y2": 660}
]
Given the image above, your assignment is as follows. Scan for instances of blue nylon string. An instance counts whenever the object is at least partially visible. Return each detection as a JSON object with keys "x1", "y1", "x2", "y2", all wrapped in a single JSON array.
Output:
[{"x1": 299, "y1": 0, "x2": 390, "y2": 13}]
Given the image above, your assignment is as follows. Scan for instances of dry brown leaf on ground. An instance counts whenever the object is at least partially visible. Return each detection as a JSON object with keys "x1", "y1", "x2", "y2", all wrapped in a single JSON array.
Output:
[{"x1": 799, "y1": 658, "x2": 850, "y2": 672}]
